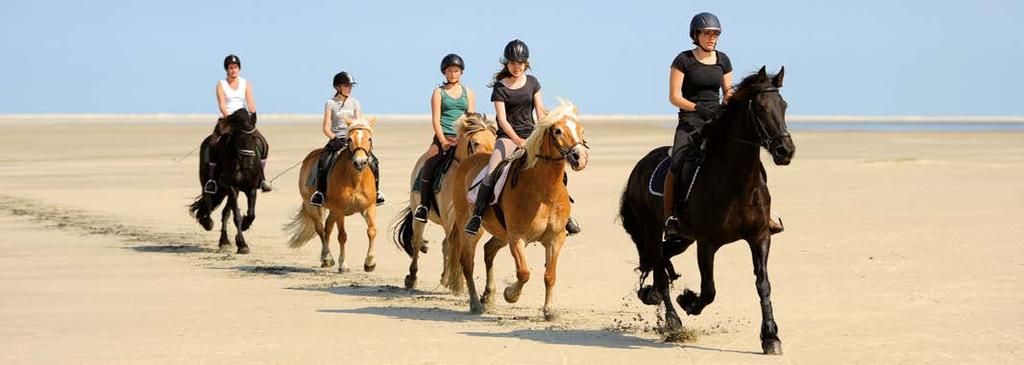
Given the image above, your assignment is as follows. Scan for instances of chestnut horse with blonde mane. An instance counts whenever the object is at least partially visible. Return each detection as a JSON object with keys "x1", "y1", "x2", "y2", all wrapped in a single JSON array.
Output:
[
  {"x1": 284, "y1": 117, "x2": 379, "y2": 272},
  {"x1": 445, "y1": 101, "x2": 589, "y2": 319},
  {"x1": 391, "y1": 113, "x2": 497, "y2": 290}
]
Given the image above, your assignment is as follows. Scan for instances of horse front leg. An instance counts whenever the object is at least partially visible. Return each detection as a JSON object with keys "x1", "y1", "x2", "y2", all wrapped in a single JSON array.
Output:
[
  {"x1": 481, "y1": 236, "x2": 508, "y2": 309},
  {"x1": 677, "y1": 242, "x2": 719, "y2": 315},
  {"x1": 320, "y1": 211, "x2": 338, "y2": 268},
  {"x1": 405, "y1": 218, "x2": 426, "y2": 289},
  {"x1": 241, "y1": 189, "x2": 256, "y2": 231},
  {"x1": 335, "y1": 213, "x2": 348, "y2": 273},
  {"x1": 218, "y1": 193, "x2": 232, "y2": 252},
  {"x1": 228, "y1": 189, "x2": 249, "y2": 254},
  {"x1": 459, "y1": 231, "x2": 485, "y2": 314},
  {"x1": 749, "y1": 235, "x2": 783, "y2": 355},
  {"x1": 541, "y1": 233, "x2": 566, "y2": 321},
  {"x1": 361, "y1": 206, "x2": 377, "y2": 272},
  {"x1": 503, "y1": 238, "x2": 530, "y2": 305}
]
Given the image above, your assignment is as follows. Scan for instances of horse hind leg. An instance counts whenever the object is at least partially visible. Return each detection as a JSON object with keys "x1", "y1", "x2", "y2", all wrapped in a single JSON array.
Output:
[
  {"x1": 335, "y1": 214, "x2": 349, "y2": 273},
  {"x1": 320, "y1": 211, "x2": 338, "y2": 268},
  {"x1": 361, "y1": 208, "x2": 377, "y2": 272},
  {"x1": 218, "y1": 200, "x2": 232, "y2": 252},
  {"x1": 481, "y1": 236, "x2": 508, "y2": 308},
  {"x1": 229, "y1": 192, "x2": 249, "y2": 254},
  {"x1": 749, "y1": 236, "x2": 783, "y2": 355}
]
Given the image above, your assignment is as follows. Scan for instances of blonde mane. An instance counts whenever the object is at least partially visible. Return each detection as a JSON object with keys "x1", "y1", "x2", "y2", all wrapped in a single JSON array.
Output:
[
  {"x1": 523, "y1": 99, "x2": 578, "y2": 169},
  {"x1": 455, "y1": 112, "x2": 497, "y2": 138},
  {"x1": 346, "y1": 116, "x2": 375, "y2": 132}
]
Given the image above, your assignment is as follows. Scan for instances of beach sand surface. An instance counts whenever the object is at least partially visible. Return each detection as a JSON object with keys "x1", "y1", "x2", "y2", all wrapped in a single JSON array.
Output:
[{"x1": 0, "y1": 118, "x2": 1022, "y2": 364}]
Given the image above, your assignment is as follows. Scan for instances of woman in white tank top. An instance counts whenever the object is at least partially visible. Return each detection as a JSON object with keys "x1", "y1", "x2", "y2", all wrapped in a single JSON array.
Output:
[{"x1": 203, "y1": 54, "x2": 272, "y2": 194}]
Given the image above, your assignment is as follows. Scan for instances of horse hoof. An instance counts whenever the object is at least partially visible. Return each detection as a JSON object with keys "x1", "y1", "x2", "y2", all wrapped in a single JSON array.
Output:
[
  {"x1": 503, "y1": 286, "x2": 521, "y2": 304},
  {"x1": 236, "y1": 246, "x2": 250, "y2": 255},
  {"x1": 364, "y1": 263, "x2": 376, "y2": 272},
  {"x1": 338, "y1": 266, "x2": 349, "y2": 274},
  {"x1": 665, "y1": 314, "x2": 683, "y2": 331},
  {"x1": 470, "y1": 301, "x2": 485, "y2": 314},
  {"x1": 543, "y1": 309, "x2": 559, "y2": 322},
  {"x1": 481, "y1": 289, "x2": 492, "y2": 305},
  {"x1": 321, "y1": 258, "x2": 335, "y2": 268},
  {"x1": 218, "y1": 244, "x2": 232, "y2": 253},
  {"x1": 419, "y1": 242, "x2": 429, "y2": 254},
  {"x1": 241, "y1": 216, "x2": 254, "y2": 231},
  {"x1": 677, "y1": 289, "x2": 702, "y2": 315},
  {"x1": 638, "y1": 285, "x2": 662, "y2": 305},
  {"x1": 762, "y1": 339, "x2": 783, "y2": 355},
  {"x1": 199, "y1": 217, "x2": 214, "y2": 231},
  {"x1": 404, "y1": 275, "x2": 417, "y2": 289}
]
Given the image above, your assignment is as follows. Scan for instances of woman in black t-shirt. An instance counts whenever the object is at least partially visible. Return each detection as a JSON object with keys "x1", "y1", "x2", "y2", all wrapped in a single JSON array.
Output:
[
  {"x1": 464, "y1": 39, "x2": 581, "y2": 236},
  {"x1": 663, "y1": 12, "x2": 734, "y2": 240}
]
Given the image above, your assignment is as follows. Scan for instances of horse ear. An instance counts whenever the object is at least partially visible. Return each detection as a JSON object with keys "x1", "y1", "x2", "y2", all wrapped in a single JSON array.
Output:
[
  {"x1": 773, "y1": 66, "x2": 785, "y2": 88},
  {"x1": 368, "y1": 116, "x2": 377, "y2": 127},
  {"x1": 572, "y1": 103, "x2": 578, "y2": 115},
  {"x1": 343, "y1": 117, "x2": 353, "y2": 127},
  {"x1": 757, "y1": 66, "x2": 768, "y2": 82}
]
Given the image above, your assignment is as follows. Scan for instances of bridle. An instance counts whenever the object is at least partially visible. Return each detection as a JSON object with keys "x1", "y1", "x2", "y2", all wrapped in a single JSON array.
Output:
[
  {"x1": 346, "y1": 126, "x2": 373, "y2": 162},
  {"x1": 726, "y1": 87, "x2": 790, "y2": 150},
  {"x1": 535, "y1": 121, "x2": 589, "y2": 162}
]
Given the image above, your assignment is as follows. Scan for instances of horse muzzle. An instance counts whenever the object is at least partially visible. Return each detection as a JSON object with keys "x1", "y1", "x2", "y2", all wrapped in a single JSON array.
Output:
[
  {"x1": 567, "y1": 145, "x2": 589, "y2": 171},
  {"x1": 770, "y1": 137, "x2": 795, "y2": 166},
  {"x1": 352, "y1": 156, "x2": 368, "y2": 171}
]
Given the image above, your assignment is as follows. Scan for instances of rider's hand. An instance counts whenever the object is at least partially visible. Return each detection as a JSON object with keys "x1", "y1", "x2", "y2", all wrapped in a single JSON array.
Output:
[
  {"x1": 513, "y1": 137, "x2": 526, "y2": 148},
  {"x1": 444, "y1": 137, "x2": 459, "y2": 149}
]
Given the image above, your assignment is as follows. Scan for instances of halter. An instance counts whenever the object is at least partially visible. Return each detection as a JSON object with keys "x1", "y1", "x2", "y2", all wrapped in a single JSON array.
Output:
[
  {"x1": 535, "y1": 123, "x2": 589, "y2": 162},
  {"x1": 726, "y1": 87, "x2": 790, "y2": 150}
]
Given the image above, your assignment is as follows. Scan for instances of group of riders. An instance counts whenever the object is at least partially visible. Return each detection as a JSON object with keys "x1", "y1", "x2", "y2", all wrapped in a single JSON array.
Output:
[{"x1": 202, "y1": 12, "x2": 736, "y2": 240}]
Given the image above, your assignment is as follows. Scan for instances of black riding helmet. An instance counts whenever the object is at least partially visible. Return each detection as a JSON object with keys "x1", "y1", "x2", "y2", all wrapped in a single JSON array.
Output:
[
  {"x1": 502, "y1": 39, "x2": 529, "y2": 63},
  {"x1": 223, "y1": 54, "x2": 241, "y2": 70},
  {"x1": 689, "y1": 12, "x2": 722, "y2": 42},
  {"x1": 333, "y1": 71, "x2": 357, "y2": 86},
  {"x1": 440, "y1": 54, "x2": 465, "y2": 73}
]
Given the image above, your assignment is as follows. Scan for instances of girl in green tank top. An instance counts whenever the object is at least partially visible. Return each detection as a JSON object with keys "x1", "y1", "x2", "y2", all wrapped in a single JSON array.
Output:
[{"x1": 413, "y1": 53, "x2": 477, "y2": 222}]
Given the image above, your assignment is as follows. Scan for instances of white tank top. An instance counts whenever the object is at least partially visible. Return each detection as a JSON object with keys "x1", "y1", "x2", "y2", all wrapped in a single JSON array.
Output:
[{"x1": 219, "y1": 78, "x2": 247, "y2": 113}]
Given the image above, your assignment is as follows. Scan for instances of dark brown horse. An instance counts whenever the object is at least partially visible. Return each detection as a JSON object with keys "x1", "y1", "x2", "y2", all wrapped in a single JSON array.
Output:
[
  {"x1": 189, "y1": 109, "x2": 267, "y2": 254},
  {"x1": 618, "y1": 66, "x2": 793, "y2": 355}
]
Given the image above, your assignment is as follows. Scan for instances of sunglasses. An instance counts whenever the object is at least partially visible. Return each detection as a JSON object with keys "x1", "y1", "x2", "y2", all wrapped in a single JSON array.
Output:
[{"x1": 700, "y1": 30, "x2": 721, "y2": 37}]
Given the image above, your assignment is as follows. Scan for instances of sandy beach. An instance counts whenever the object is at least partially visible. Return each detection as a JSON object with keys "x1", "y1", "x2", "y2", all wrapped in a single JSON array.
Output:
[{"x1": 1, "y1": 117, "x2": 1022, "y2": 364}]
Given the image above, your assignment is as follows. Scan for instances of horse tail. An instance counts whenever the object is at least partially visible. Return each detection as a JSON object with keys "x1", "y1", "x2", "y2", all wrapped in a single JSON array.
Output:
[
  {"x1": 284, "y1": 203, "x2": 324, "y2": 249},
  {"x1": 188, "y1": 192, "x2": 225, "y2": 220},
  {"x1": 618, "y1": 185, "x2": 652, "y2": 275},
  {"x1": 390, "y1": 206, "x2": 416, "y2": 257},
  {"x1": 440, "y1": 219, "x2": 465, "y2": 294}
]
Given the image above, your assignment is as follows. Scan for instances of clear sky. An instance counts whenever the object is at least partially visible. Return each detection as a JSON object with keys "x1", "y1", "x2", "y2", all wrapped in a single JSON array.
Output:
[{"x1": 2, "y1": 1, "x2": 1021, "y2": 115}]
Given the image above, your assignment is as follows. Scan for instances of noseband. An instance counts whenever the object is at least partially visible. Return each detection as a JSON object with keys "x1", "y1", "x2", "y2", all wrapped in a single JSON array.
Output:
[{"x1": 535, "y1": 123, "x2": 589, "y2": 162}]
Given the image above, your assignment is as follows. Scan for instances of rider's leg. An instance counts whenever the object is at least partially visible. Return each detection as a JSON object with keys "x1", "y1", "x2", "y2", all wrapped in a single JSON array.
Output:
[
  {"x1": 465, "y1": 138, "x2": 514, "y2": 235},
  {"x1": 414, "y1": 139, "x2": 442, "y2": 222},
  {"x1": 370, "y1": 152, "x2": 385, "y2": 206}
]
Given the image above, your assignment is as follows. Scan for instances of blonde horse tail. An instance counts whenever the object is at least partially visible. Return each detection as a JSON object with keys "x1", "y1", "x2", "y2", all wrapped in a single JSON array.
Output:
[
  {"x1": 440, "y1": 218, "x2": 466, "y2": 294},
  {"x1": 284, "y1": 203, "x2": 324, "y2": 249}
]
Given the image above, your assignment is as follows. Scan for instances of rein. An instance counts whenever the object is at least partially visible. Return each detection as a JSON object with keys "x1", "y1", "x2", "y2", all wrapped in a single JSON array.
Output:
[
  {"x1": 534, "y1": 125, "x2": 589, "y2": 162},
  {"x1": 725, "y1": 87, "x2": 790, "y2": 150}
]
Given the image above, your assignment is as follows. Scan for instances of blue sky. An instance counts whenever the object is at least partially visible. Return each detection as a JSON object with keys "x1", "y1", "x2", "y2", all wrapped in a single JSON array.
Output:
[{"x1": 2, "y1": 1, "x2": 1021, "y2": 115}]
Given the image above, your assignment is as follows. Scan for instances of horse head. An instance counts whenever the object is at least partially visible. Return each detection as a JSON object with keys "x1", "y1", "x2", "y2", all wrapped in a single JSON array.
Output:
[
  {"x1": 345, "y1": 116, "x2": 375, "y2": 171},
  {"x1": 225, "y1": 108, "x2": 256, "y2": 134},
  {"x1": 729, "y1": 66, "x2": 795, "y2": 166},
  {"x1": 454, "y1": 112, "x2": 497, "y2": 160},
  {"x1": 524, "y1": 99, "x2": 589, "y2": 171}
]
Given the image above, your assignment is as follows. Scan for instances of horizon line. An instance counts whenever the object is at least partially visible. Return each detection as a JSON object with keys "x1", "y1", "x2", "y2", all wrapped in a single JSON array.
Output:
[{"x1": 1, "y1": 113, "x2": 1024, "y2": 123}]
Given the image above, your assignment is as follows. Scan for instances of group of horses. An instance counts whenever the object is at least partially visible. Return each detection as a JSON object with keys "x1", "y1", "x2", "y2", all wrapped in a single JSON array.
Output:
[{"x1": 187, "y1": 67, "x2": 794, "y2": 355}]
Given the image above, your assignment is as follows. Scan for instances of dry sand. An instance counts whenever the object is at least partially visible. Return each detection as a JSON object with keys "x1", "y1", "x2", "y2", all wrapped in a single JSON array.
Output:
[{"x1": 0, "y1": 117, "x2": 1021, "y2": 364}]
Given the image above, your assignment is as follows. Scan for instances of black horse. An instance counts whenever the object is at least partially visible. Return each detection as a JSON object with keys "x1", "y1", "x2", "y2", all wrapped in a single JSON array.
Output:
[
  {"x1": 189, "y1": 109, "x2": 268, "y2": 254},
  {"x1": 618, "y1": 66, "x2": 794, "y2": 355}
]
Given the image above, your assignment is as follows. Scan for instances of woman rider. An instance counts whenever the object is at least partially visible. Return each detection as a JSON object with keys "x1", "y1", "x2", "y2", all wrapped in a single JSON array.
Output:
[
  {"x1": 308, "y1": 71, "x2": 386, "y2": 207},
  {"x1": 464, "y1": 39, "x2": 581, "y2": 236},
  {"x1": 413, "y1": 54, "x2": 477, "y2": 222},
  {"x1": 663, "y1": 12, "x2": 733, "y2": 240},
  {"x1": 204, "y1": 54, "x2": 273, "y2": 194}
]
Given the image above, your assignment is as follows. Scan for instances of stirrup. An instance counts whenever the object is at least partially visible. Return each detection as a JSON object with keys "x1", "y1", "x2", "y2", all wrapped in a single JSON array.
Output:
[
  {"x1": 464, "y1": 215, "x2": 483, "y2": 235},
  {"x1": 203, "y1": 180, "x2": 217, "y2": 194},
  {"x1": 565, "y1": 216, "x2": 582, "y2": 236},
  {"x1": 376, "y1": 191, "x2": 387, "y2": 206},
  {"x1": 663, "y1": 216, "x2": 683, "y2": 241},
  {"x1": 309, "y1": 191, "x2": 325, "y2": 207},
  {"x1": 413, "y1": 204, "x2": 429, "y2": 222},
  {"x1": 260, "y1": 180, "x2": 273, "y2": 193}
]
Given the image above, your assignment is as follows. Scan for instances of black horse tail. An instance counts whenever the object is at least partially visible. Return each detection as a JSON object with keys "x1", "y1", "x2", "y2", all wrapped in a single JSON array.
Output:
[
  {"x1": 188, "y1": 192, "x2": 225, "y2": 231},
  {"x1": 390, "y1": 206, "x2": 416, "y2": 257},
  {"x1": 618, "y1": 185, "x2": 652, "y2": 275}
]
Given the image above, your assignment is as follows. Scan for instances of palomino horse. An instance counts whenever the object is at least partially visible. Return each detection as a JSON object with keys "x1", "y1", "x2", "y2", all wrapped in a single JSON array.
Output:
[
  {"x1": 619, "y1": 67, "x2": 794, "y2": 355},
  {"x1": 189, "y1": 108, "x2": 267, "y2": 254},
  {"x1": 391, "y1": 113, "x2": 497, "y2": 290},
  {"x1": 445, "y1": 101, "x2": 589, "y2": 319},
  {"x1": 284, "y1": 117, "x2": 379, "y2": 272}
]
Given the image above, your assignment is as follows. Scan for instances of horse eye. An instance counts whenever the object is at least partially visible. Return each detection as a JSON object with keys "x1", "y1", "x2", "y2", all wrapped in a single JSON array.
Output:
[{"x1": 554, "y1": 129, "x2": 563, "y2": 135}]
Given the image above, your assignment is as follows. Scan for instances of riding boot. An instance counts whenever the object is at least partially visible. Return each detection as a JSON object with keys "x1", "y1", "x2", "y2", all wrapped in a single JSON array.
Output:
[
  {"x1": 309, "y1": 150, "x2": 333, "y2": 207},
  {"x1": 561, "y1": 172, "x2": 582, "y2": 236},
  {"x1": 665, "y1": 159, "x2": 700, "y2": 239},
  {"x1": 370, "y1": 154, "x2": 386, "y2": 206},
  {"x1": 414, "y1": 155, "x2": 440, "y2": 222},
  {"x1": 662, "y1": 170, "x2": 682, "y2": 241},
  {"x1": 464, "y1": 179, "x2": 495, "y2": 236}
]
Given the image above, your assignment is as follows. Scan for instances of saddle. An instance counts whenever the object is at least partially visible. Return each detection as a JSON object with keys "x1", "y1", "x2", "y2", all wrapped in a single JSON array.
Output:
[
  {"x1": 411, "y1": 149, "x2": 456, "y2": 194},
  {"x1": 467, "y1": 148, "x2": 525, "y2": 206}
]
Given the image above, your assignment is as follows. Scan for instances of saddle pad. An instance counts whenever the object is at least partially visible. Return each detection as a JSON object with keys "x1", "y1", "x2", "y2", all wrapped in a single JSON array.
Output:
[
  {"x1": 649, "y1": 156, "x2": 671, "y2": 197},
  {"x1": 467, "y1": 161, "x2": 514, "y2": 206},
  {"x1": 411, "y1": 152, "x2": 455, "y2": 194}
]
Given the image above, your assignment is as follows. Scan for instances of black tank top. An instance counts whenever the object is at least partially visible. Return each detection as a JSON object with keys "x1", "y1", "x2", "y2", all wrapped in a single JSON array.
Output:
[
  {"x1": 671, "y1": 50, "x2": 733, "y2": 104},
  {"x1": 491, "y1": 75, "x2": 541, "y2": 139}
]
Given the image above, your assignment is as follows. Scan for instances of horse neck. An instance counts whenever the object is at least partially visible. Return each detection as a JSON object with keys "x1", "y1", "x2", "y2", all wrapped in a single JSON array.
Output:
[
  {"x1": 520, "y1": 134, "x2": 566, "y2": 189},
  {"x1": 705, "y1": 106, "x2": 763, "y2": 195}
]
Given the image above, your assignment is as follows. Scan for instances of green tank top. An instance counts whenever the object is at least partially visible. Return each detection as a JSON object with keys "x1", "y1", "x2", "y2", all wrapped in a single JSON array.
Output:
[{"x1": 439, "y1": 85, "x2": 468, "y2": 136}]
